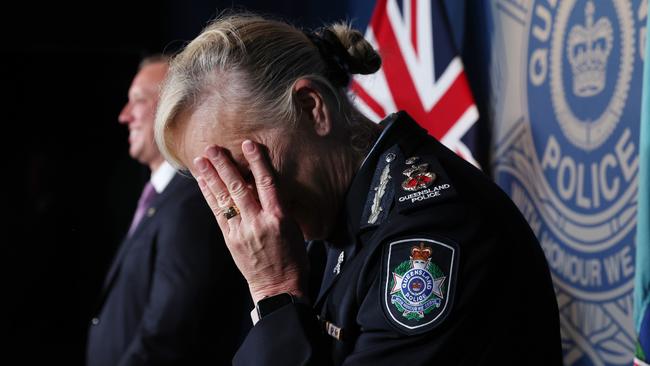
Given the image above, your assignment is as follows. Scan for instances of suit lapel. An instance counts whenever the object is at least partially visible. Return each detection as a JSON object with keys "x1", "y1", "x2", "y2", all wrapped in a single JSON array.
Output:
[{"x1": 96, "y1": 174, "x2": 187, "y2": 305}]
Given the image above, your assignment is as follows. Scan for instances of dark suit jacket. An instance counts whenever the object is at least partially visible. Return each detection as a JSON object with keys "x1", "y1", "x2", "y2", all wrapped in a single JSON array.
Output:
[{"x1": 87, "y1": 173, "x2": 251, "y2": 366}]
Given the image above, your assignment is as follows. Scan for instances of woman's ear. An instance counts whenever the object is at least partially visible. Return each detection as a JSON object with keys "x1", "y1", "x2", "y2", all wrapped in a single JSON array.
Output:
[{"x1": 293, "y1": 79, "x2": 332, "y2": 137}]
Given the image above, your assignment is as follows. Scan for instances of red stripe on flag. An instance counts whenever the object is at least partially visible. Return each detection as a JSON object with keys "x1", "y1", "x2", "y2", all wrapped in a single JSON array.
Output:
[
  {"x1": 373, "y1": 14, "x2": 425, "y2": 120},
  {"x1": 425, "y1": 71, "x2": 475, "y2": 138},
  {"x1": 411, "y1": 0, "x2": 418, "y2": 55},
  {"x1": 353, "y1": 0, "x2": 480, "y2": 167},
  {"x1": 350, "y1": 80, "x2": 387, "y2": 119},
  {"x1": 369, "y1": 0, "x2": 388, "y2": 30},
  {"x1": 372, "y1": 14, "x2": 475, "y2": 139}
]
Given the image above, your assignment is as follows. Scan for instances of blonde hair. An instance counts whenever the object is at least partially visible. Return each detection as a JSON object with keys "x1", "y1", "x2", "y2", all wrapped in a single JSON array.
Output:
[{"x1": 154, "y1": 13, "x2": 381, "y2": 168}]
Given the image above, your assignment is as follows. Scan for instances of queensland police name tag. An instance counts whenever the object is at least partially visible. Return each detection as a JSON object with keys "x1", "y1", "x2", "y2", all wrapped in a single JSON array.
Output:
[
  {"x1": 380, "y1": 237, "x2": 458, "y2": 335},
  {"x1": 393, "y1": 155, "x2": 457, "y2": 213}
]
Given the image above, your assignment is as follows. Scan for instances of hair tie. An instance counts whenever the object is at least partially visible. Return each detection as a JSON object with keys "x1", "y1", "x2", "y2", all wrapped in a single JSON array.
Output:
[{"x1": 305, "y1": 29, "x2": 352, "y2": 87}]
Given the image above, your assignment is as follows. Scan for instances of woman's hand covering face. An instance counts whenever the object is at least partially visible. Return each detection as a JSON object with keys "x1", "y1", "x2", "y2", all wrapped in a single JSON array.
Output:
[{"x1": 193, "y1": 140, "x2": 309, "y2": 303}]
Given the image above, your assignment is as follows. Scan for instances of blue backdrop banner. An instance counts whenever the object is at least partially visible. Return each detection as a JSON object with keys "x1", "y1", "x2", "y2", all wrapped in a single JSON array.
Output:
[{"x1": 487, "y1": 1, "x2": 646, "y2": 365}]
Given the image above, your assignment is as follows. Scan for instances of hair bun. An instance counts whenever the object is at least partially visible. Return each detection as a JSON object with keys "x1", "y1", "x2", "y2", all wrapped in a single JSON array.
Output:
[{"x1": 327, "y1": 23, "x2": 381, "y2": 75}]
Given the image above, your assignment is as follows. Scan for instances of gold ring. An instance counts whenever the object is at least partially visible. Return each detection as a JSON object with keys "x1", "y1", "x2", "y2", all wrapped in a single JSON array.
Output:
[{"x1": 223, "y1": 205, "x2": 240, "y2": 220}]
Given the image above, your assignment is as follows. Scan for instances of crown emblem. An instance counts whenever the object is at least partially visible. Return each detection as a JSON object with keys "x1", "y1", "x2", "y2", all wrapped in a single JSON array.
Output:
[
  {"x1": 567, "y1": 1, "x2": 613, "y2": 97},
  {"x1": 410, "y1": 243, "x2": 432, "y2": 269},
  {"x1": 401, "y1": 162, "x2": 436, "y2": 191}
]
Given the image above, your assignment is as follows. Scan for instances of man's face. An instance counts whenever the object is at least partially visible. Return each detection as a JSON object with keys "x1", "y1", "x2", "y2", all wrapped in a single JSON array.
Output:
[{"x1": 118, "y1": 62, "x2": 168, "y2": 167}]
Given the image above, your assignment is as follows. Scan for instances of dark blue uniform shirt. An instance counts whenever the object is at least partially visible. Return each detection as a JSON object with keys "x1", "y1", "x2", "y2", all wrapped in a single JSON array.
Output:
[{"x1": 234, "y1": 111, "x2": 562, "y2": 365}]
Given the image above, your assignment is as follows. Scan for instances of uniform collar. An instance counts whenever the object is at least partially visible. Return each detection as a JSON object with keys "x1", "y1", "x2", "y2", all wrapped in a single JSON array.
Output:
[
  {"x1": 313, "y1": 112, "x2": 427, "y2": 306},
  {"x1": 343, "y1": 111, "x2": 428, "y2": 239}
]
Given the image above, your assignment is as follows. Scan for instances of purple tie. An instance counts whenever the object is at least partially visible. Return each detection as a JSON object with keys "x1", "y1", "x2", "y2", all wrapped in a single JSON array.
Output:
[{"x1": 127, "y1": 182, "x2": 158, "y2": 237}]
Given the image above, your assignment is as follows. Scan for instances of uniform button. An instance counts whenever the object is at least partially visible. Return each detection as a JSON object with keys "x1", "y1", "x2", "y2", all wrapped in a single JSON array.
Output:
[{"x1": 91, "y1": 317, "x2": 100, "y2": 325}]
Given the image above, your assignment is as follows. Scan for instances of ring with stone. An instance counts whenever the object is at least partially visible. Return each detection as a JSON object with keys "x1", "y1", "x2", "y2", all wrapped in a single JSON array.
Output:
[{"x1": 223, "y1": 205, "x2": 240, "y2": 220}]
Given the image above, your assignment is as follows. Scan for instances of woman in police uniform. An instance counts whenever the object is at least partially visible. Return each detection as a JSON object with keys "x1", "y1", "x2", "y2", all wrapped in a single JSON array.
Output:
[{"x1": 154, "y1": 13, "x2": 563, "y2": 365}]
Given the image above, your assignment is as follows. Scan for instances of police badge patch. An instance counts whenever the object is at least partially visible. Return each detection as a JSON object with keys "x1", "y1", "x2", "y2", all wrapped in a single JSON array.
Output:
[{"x1": 380, "y1": 237, "x2": 458, "y2": 335}]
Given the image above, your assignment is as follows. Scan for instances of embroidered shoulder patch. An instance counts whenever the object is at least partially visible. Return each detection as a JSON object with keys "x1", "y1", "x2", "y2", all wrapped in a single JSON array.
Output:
[{"x1": 380, "y1": 237, "x2": 458, "y2": 335}]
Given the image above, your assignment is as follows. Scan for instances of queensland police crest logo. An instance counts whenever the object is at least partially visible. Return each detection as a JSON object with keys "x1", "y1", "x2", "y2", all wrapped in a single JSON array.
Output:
[
  {"x1": 491, "y1": 0, "x2": 645, "y2": 364},
  {"x1": 389, "y1": 243, "x2": 446, "y2": 319},
  {"x1": 381, "y1": 238, "x2": 457, "y2": 334}
]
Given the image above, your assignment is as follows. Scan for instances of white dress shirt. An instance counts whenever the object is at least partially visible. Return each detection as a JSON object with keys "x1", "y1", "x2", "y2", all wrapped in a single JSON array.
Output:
[{"x1": 150, "y1": 161, "x2": 176, "y2": 194}]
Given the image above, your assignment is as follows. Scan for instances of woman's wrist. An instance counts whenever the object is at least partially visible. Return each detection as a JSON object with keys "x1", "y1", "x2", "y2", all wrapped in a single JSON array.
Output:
[{"x1": 249, "y1": 280, "x2": 307, "y2": 304}]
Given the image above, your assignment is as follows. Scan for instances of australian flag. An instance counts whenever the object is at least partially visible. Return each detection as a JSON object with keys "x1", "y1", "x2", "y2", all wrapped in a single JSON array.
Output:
[{"x1": 349, "y1": 0, "x2": 480, "y2": 167}]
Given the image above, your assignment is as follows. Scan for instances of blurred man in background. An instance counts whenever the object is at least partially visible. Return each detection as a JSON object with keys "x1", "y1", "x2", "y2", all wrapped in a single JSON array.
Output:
[{"x1": 86, "y1": 55, "x2": 251, "y2": 365}]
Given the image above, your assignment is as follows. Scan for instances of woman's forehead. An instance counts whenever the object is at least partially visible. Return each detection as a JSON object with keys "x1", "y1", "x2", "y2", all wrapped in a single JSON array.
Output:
[
  {"x1": 174, "y1": 105, "x2": 249, "y2": 165},
  {"x1": 173, "y1": 108, "x2": 217, "y2": 163}
]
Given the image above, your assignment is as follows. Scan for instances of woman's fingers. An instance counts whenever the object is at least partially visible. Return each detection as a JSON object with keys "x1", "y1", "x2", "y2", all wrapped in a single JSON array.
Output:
[
  {"x1": 205, "y1": 145, "x2": 261, "y2": 220},
  {"x1": 194, "y1": 157, "x2": 231, "y2": 235},
  {"x1": 194, "y1": 143, "x2": 307, "y2": 304},
  {"x1": 241, "y1": 140, "x2": 282, "y2": 213}
]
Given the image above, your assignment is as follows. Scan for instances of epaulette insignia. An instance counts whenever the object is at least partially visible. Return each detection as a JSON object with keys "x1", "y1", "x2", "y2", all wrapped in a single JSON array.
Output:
[
  {"x1": 393, "y1": 154, "x2": 457, "y2": 213},
  {"x1": 360, "y1": 146, "x2": 402, "y2": 228}
]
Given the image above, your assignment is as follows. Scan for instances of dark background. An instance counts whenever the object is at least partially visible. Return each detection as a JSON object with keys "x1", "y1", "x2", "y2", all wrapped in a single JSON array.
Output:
[{"x1": 2, "y1": 0, "x2": 482, "y2": 364}]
